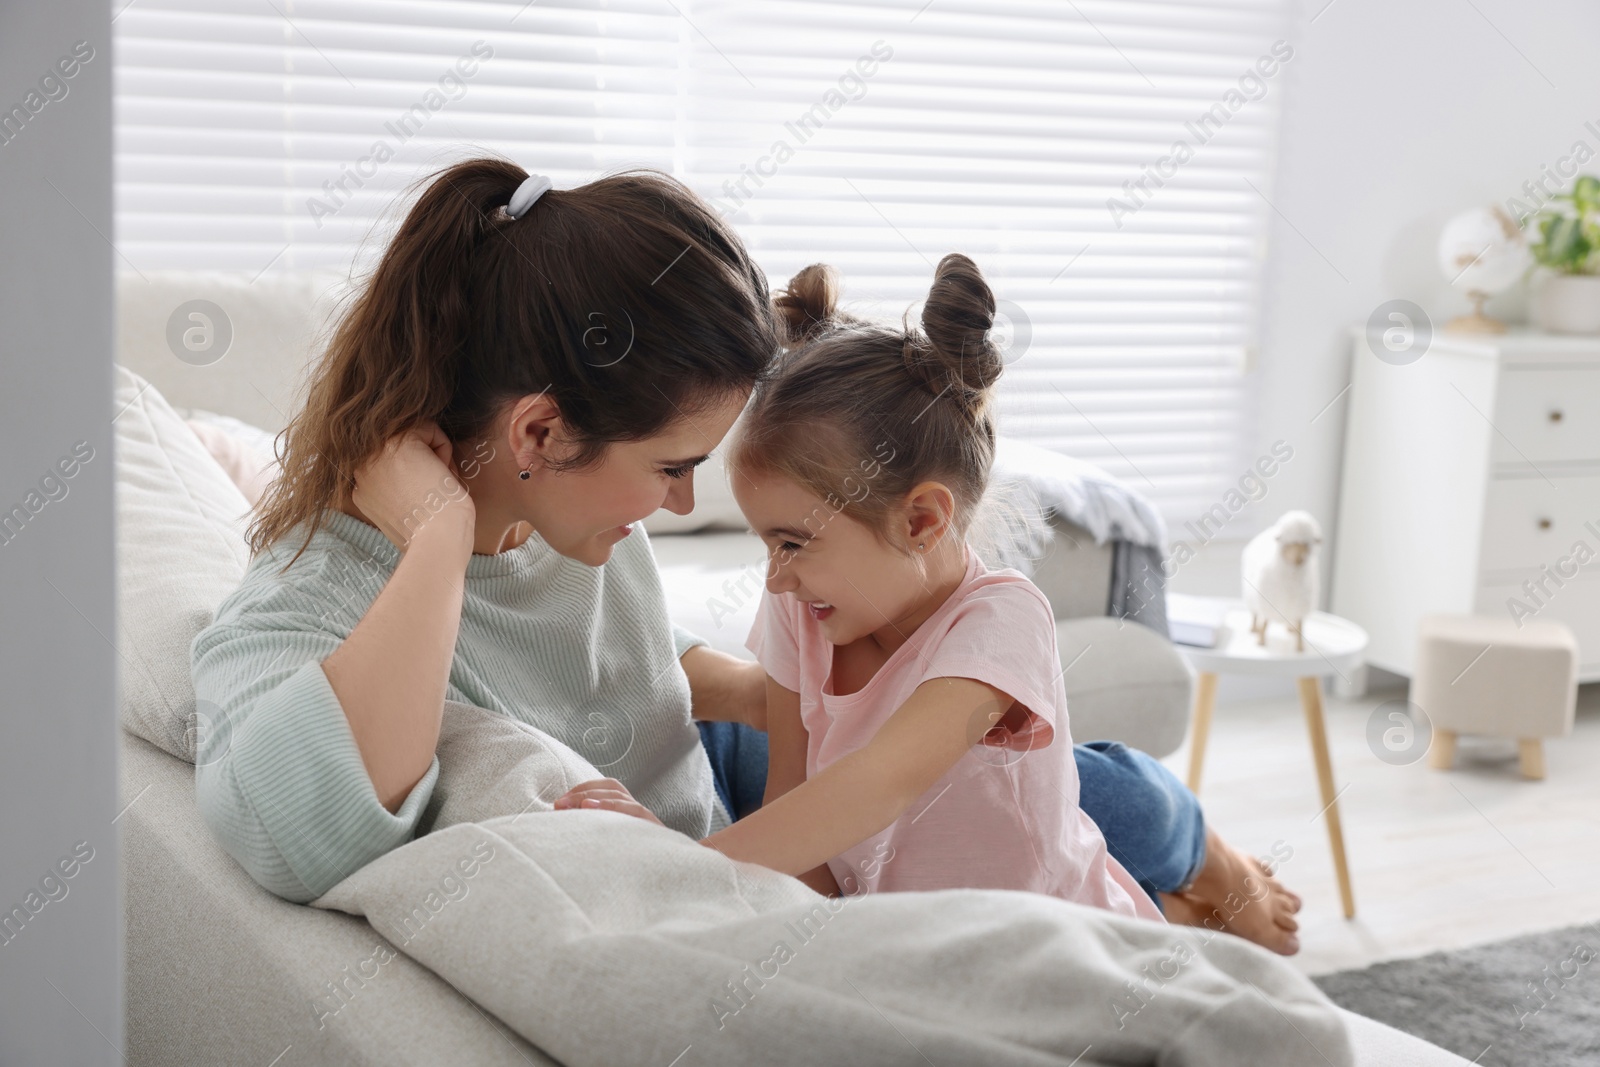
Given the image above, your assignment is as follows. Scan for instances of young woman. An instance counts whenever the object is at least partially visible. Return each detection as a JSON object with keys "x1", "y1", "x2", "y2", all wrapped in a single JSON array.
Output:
[{"x1": 191, "y1": 158, "x2": 1299, "y2": 954}]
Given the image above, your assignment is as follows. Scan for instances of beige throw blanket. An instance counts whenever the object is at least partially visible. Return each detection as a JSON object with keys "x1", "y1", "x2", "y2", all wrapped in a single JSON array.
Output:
[{"x1": 310, "y1": 703, "x2": 1353, "y2": 1067}]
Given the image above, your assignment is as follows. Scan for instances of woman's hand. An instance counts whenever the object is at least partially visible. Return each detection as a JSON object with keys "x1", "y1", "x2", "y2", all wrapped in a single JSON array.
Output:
[
  {"x1": 553, "y1": 778, "x2": 665, "y2": 827},
  {"x1": 349, "y1": 421, "x2": 475, "y2": 551}
]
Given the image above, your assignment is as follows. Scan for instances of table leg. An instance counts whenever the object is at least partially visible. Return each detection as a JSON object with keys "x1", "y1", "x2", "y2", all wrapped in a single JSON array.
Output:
[
  {"x1": 1298, "y1": 676, "x2": 1355, "y2": 919},
  {"x1": 1518, "y1": 739, "x2": 1546, "y2": 780},
  {"x1": 1429, "y1": 729, "x2": 1458, "y2": 771},
  {"x1": 1186, "y1": 671, "x2": 1218, "y2": 793}
]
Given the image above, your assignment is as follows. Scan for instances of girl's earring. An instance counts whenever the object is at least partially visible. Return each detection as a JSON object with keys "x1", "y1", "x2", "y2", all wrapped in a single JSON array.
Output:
[
  {"x1": 918, "y1": 541, "x2": 926, "y2": 550},
  {"x1": 518, "y1": 467, "x2": 532, "y2": 481}
]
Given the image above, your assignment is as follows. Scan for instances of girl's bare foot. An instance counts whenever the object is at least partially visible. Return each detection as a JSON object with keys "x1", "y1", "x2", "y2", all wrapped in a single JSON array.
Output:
[{"x1": 1157, "y1": 828, "x2": 1302, "y2": 955}]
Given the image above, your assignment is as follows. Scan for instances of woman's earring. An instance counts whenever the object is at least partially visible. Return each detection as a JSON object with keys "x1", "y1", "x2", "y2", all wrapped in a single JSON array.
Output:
[
  {"x1": 518, "y1": 467, "x2": 531, "y2": 481},
  {"x1": 918, "y1": 541, "x2": 926, "y2": 550}
]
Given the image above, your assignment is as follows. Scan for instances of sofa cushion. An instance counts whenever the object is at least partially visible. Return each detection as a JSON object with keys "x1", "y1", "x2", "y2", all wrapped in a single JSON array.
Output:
[
  {"x1": 114, "y1": 365, "x2": 252, "y2": 761},
  {"x1": 116, "y1": 269, "x2": 347, "y2": 434},
  {"x1": 1056, "y1": 616, "x2": 1193, "y2": 759}
]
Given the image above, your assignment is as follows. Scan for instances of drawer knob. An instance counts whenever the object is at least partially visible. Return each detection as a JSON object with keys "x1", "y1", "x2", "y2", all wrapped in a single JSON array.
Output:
[
  {"x1": 1549, "y1": 409, "x2": 1564, "y2": 423},
  {"x1": 1538, "y1": 517, "x2": 1553, "y2": 530}
]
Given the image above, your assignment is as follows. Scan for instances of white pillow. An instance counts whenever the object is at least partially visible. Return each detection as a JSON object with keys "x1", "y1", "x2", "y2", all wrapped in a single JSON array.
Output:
[
  {"x1": 182, "y1": 408, "x2": 280, "y2": 506},
  {"x1": 182, "y1": 407, "x2": 280, "y2": 460},
  {"x1": 183, "y1": 419, "x2": 275, "y2": 506},
  {"x1": 114, "y1": 365, "x2": 252, "y2": 761}
]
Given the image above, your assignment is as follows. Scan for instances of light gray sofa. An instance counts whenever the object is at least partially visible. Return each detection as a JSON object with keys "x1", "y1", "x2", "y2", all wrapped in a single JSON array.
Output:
[
  {"x1": 115, "y1": 272, "x2": 1470, "y2": 1066},
  {"x1": 121, "y1": 729, "x2": 552, "y2": 1066}
]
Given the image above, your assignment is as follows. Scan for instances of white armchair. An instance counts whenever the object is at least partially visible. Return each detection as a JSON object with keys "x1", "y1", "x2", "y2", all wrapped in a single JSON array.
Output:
[{"x1": 1026, "y1": 515, "x2": 1194, "y2": 759}]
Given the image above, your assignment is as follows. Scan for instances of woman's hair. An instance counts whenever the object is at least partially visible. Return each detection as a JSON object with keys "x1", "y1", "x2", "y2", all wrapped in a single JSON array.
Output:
[
  {"x1": 248, "y1": 157, "x2": 778, "y2": 559},
  {"x1": 732, "y1": 253, "x2": 1007, "y2": 549}
]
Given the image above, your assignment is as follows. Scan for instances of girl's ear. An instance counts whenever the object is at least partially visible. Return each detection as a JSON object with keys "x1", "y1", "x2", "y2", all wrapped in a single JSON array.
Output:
[
  {"x1": 902, "y1": 481, "x2": 957, "y2": 549},
  {"x1": 505, "y1": 391, "x2": 564, "y2": 469}
]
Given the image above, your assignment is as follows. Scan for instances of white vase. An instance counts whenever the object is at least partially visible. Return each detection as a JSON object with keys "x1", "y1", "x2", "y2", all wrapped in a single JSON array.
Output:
[{"x1": 1529, "y1": 273, "x2": 1600, "y2": 334}]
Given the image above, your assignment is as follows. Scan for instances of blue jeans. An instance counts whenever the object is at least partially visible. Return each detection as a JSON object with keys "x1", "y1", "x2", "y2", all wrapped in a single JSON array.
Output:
[
  {"x1": 697, "y1": 723, "x2": 1206, "y2": 911},
  {"x1": 696, "y1": 721, "x2": 771, "y2": 822},
  {"x1": 1073, "y1": 740, "x2": 1207, "y2": 911}
]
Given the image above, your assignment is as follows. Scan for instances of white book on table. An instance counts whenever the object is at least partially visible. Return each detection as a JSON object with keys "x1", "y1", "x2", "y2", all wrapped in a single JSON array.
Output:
[{"x1": 1166, "y1": 593, "x2": 1234, "y2": 648}]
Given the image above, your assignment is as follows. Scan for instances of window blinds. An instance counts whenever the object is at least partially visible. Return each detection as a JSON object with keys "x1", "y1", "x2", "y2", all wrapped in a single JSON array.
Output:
[
  {"x1": 114, "y1": 0, "x2": 687, "y2": 270},
  {"x1": 114, "y1": 0, "x2": 1293, "y2": 520}
]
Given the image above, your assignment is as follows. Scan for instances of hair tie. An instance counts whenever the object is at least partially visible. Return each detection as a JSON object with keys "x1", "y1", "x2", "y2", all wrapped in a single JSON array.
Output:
[{"x1": 506, "y1": 174, "x2": 553, "y2": 219}]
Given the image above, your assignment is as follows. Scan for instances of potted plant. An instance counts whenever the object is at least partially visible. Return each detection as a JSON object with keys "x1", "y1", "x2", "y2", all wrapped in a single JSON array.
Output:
[{"x1": 1527, "y1": 174, "x2": 1600, "y2": 334}]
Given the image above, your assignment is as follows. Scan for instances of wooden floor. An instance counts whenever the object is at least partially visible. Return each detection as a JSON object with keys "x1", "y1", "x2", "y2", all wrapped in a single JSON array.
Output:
[{"x1": 1163, "y1": 680, "x2": 1600, "y2": 977}]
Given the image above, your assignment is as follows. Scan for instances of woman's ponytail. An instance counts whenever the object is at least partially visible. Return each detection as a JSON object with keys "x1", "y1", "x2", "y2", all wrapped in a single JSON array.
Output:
[
  {"x1": 249, "y1": 158, "x2": 777, "y2": 561},
  {"x1": 249, "y1": 159, "x2": 523, "y2": 561}
]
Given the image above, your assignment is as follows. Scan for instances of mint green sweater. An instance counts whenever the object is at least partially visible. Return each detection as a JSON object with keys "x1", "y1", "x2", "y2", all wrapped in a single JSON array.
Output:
[{"x1": 191, "y1": 510, "x2": 726, "y2": 903}]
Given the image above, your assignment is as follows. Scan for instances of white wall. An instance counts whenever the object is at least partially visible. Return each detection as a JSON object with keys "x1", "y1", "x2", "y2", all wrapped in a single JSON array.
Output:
[
  {"x1": 1169, "y1": 0, "x2": 1600, "y2": 607},
  {"x1": 0, "y1": 1, "x2": 119, "y2": 1062}
]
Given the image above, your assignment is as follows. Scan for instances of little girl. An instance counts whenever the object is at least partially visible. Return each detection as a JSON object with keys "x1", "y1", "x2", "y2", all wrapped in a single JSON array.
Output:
[{"x1": 581, "y1": 253, "x2": 1164, "y2": 923}]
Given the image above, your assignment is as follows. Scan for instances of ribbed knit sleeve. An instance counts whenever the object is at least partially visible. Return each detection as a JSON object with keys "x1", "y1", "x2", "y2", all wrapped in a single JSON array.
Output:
[
  {"x1": 191, "y1": 511, "x2": 718, "y2": 903},
  {"x1": 672, "y1": 623, "x2": 709, "y2": 659},
  {"x1": 192, "y1": 616, "x2": 440, "y2": 904}
]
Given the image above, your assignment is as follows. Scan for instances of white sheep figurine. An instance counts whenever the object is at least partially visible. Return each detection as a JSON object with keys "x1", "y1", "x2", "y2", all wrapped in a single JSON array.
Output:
[{"x1": 1242, "y1": 510, "x2": 1323, "y2": 651}]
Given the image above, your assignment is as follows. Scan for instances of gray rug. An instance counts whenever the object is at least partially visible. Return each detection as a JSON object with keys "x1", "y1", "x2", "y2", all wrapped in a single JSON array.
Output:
[{"x1": 1315, "y1": 923, "x2": 1600, "y2": 1066}]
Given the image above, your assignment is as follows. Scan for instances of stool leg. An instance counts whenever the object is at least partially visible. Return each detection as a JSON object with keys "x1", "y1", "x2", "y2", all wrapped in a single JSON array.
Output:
[
  {"x1": 1298, "y1": 676, "x2": 1356, "y2": 919},
  {"x1": 1518, "y1": 739, "x2": 1545, "y2": 780},
  {"x1": 1186, "y1": 671, "x2": 1219, "y2": 793},
  {"x1": 1429, "y1": 729, "x2": 1458, "y2": 771},
  {"x1": 1332, "y1": 664, "x2": 1368, "y2": 701}
]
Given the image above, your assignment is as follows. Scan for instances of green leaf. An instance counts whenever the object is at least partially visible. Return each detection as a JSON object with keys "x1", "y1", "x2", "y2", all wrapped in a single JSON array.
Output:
[
  {"x1": 1573, "y1": 174, "x2": 1600, "y2": 214},
  {"x1": 1526, "y1": 174, "x2": 1600, "y2": 272},
  {"x1": 1582, "y1": 214, "x2": 1600, "y2": 247},
  {"x1": 1538, "y1": 214, "x2": 1586, "y2": 271}
]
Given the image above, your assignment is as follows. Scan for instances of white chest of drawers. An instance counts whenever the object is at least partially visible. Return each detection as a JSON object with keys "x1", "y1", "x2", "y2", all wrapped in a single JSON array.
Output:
[{"x1": 1331, "y1": 328, "x2": 1600, "y2": 685}]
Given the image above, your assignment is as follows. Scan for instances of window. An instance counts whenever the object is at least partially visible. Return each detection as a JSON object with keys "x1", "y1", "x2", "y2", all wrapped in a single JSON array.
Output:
[{"x1": 115, "y1": 0, "x2": 1293, "y2": 520}]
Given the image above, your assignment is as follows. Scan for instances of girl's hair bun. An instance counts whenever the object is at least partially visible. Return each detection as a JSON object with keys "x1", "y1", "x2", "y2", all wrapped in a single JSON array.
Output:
[
  {"x1": 905, "y1": 253, "x2": 1002, "y2": 411},
  {"x1": 773, "y1": 263, "x2": 841, "y2": 348},
  {"x1": 734, "y1": 251, "x2": 1007, "y2": 552}
]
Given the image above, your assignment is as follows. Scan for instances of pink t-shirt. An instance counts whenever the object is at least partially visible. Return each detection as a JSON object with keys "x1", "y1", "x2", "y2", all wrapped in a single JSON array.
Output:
[{"x1": 745, "y1": 544, "x2": 1164, "y2": 923}]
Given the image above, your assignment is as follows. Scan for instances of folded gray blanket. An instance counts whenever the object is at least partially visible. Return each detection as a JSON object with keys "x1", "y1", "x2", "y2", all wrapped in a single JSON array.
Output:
[
  {"x1": 993, "y1": 438, "x2": 1167, "y2": 551},
  {"x1": 310, "y1": 702, "x2": 1352, "y2": 1067},
  {"x1": 982, "y1": 439, "x2": 1170, "y2": 634},
  {"x1": 1109, "y1": 540, "x2": 1170, "y2": 635}
]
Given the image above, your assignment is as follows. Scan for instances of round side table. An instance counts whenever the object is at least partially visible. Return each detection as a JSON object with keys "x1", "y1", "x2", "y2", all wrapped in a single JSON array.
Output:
[{"x1": 1179, "y1": 606, "x2": 1368, "y2": 919}]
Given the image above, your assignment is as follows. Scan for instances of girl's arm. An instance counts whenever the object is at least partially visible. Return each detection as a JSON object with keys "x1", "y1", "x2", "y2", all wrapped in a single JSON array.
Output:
[
  {"x1": 761, "y1": 675, "x2": 807, "y2": 806},
  {"x1": 702, "y1": 676, "x2": 1016, "y2": 877},
  {"x1": 761, "y1": 676, "x2": 841, "y2": 896}
]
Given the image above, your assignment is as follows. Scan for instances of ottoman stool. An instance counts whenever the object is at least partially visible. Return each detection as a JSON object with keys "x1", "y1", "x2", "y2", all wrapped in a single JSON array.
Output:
[{"x1": 1413, "y1": 614, "x2": 1579, "y2": 779}]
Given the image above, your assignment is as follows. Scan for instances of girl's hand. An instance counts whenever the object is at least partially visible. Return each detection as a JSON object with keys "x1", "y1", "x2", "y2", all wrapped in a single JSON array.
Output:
[
  {"x1": 553, "y1": 778, "x2": 665, "y2": 827},
  {"x1": 349, "y1": 421, "x2": 476, "y2": 551}
]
